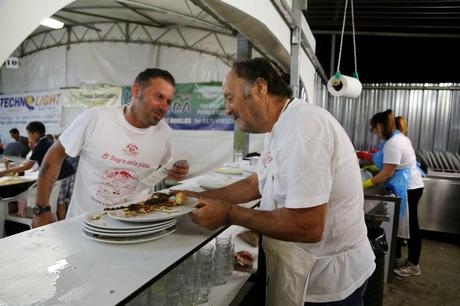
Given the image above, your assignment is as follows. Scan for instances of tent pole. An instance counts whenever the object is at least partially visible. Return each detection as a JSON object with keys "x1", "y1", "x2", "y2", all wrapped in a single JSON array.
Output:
[{"x1": 233, "y1": 33, "x2": 251, "y2": 160}]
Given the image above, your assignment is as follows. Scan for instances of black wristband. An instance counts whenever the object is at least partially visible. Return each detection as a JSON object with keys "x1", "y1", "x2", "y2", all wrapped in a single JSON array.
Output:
[
  {"x1": 33, "y1": 204, "x2": 51, "y2": 216},
  {"x1": 225, "y1": 204, "x2": 232, "y2": 227}
]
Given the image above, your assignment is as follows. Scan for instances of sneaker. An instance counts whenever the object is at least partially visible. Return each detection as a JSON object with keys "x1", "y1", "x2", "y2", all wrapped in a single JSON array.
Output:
[
  {"x1": 394, "y1": 257, "x2": 405, "y2": 268},
  {"x1": 394, "y1": 261, "x2": 421, "y2": 277}
]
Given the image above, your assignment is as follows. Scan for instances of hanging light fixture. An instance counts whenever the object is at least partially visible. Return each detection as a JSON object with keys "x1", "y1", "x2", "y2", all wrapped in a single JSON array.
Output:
[{"x1": 40, "y1": 17, "x2": 64, "y2": 29}]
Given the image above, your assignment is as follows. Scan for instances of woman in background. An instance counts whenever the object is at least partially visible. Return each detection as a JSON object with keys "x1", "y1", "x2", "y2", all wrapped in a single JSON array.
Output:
[
  {"x1": 395, "y1": 116, "x2": 408, "y2": 135},
  {"x1": 363, "y1": 110, "x2": 424, "y2": 277}
]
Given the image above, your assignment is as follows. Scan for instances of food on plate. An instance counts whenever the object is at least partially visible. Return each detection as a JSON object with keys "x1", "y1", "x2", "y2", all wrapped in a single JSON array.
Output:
[
  {"x1": 234, "y1": 250, "x2": 254, "y2": 272},
  {"x1": 89, "y1": 212, "x2": 106, "y2": 220},
  {"x1": 144, "y1": 192, "x2": 171, "y2": 205},
  {"x1": 104, "y1": 192, "x2": 183, "y2": 216},
  {"x1": 175, "y1": 192, "x2": 187, "y2": 205}
]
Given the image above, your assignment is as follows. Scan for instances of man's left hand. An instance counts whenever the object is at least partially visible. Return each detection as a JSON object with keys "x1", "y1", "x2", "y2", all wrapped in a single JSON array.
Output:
[
  {"x1": 32, "y1": 211, "x2": 56, "y2": 228},
  {"x1": 167, "y1": 160, "x2": 189, "y2": 181}
]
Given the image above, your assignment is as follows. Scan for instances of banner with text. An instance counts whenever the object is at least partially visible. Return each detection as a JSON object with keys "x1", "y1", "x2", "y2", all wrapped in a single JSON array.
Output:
[
  {"x1": 121, "y1": 82, "x2": 232, "y2": 131},
  {"x1": 63, "y1": 86, "x2": 122, "y2": 108},
  {"x1": 0, "y1": 91, "x2": 63, "y2": 142}
]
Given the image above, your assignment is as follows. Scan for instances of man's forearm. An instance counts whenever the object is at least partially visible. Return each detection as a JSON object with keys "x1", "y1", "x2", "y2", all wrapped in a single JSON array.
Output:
[
  {"x1": 231, "y1": 205, "x2": 326, "y2": 243},
  {"x1": 36, "y1": 161, "x2": 62, "y2": 204},
  {"x1": 36, "y1": 143, "x2": 66, "y2": 205},
  {"x1": 202, "y1": 174, "x2": 261, "y2": 204}
]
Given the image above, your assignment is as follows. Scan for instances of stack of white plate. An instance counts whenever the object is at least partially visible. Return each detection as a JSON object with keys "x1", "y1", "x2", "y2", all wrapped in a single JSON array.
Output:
[{"x1": 82, "y1": 197, "x2": 198, "y2": 244}]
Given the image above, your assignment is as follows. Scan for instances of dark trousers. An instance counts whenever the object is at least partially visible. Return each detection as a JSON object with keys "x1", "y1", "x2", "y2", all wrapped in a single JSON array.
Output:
[
  {"x1": 304, "y1": 280, "x2": 368, "y2": 306},
  {"x1": 396, "y1": 188, "x2": 424, "y2": 265}
]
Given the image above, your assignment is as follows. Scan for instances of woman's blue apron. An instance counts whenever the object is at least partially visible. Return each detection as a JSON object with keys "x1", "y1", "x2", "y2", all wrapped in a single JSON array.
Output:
[{"x1": 372, "y1": 131, "x2": 411, "y2": 238}]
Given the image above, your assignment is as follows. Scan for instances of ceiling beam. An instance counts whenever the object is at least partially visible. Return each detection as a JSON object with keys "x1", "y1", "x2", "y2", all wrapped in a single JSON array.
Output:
[
  {"x1": 61, "y1": 8, "x2": 161, "y2": 28},
  {"x1": 189, "y1": 0, "x2": 235, "y2": 33},
  {"x1": 117, "y1": 2, "x2": 165, "y2": 27},
  {"x1": 307, "y1": 20, "x2": 460, "y2": 29},
  {"x1": 308, "y1": 5, "x2": 460, "y2": 10},
  {"x1": 54, "y1": 14, "x2": 102, "y2": 32},
  {"x1": 116, "y1": 0, "x2": 227, "y2": 32},
  {"x1": 313, "y1": 29, "x2": 460, "y2": 38},
  {"x1": 17, "y1": 21, "x2": 235, "y2": 66}
]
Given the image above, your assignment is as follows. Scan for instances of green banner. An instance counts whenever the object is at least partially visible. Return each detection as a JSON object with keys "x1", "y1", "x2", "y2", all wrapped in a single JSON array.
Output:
[{"x1": 122, "y1": 82, "x2": 233, "y2": 131}]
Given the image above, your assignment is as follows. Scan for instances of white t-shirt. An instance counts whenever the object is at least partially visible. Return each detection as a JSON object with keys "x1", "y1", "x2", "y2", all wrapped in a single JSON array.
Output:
[
  {"x1": 257, "y1": 99, "x2": 375, "y2": 303},
  {"x1": 60, "y1": 107, "x2": 172, "y2": 218},
  {"x1": 383, "y1": 133, "x2": 424, "y2": 190}
]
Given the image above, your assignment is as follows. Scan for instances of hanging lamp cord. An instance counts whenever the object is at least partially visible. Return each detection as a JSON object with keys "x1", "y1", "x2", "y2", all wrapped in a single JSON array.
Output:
[
  {"x1": 336, "y1": 0, "x2": 359, "y2": 79},
  {"x1": 351, "y1": 0, "x2": 358, "y2": 79},
  {"x1": 336, "y1": 0, "x2": 349, "y2": 77}
]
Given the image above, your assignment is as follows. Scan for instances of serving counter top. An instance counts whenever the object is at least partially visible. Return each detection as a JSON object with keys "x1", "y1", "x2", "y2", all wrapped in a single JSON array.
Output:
[{"x1": 0, "y1": 177, "x2": 259, "y2": 306}]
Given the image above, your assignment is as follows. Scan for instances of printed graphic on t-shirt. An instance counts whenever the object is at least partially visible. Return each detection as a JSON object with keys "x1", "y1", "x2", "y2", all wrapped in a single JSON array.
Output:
[
  {"x1": 93, "y1": 168, "x2": 138, "y2": 206},
  {"x1": 261, "y1": 151, "x2": 273, "y2": 168},
  {"x1": 123, "y1": 143, "x2": 139, "y2": 156}
]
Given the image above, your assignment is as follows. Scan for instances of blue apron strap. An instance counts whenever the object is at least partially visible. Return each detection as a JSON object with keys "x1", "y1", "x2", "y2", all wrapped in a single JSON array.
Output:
[{"x1": 384, "y1": 167, "x2": 411, "y2": 219}]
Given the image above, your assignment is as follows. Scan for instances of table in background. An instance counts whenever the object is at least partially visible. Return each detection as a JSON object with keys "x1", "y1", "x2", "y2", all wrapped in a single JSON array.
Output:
[{"x1": 0, "y1": 171, "x2": 38, "y2": 198}]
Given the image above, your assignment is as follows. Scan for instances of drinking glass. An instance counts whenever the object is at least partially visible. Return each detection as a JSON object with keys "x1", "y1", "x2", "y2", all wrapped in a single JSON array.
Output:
[
  {"x1": 180, "y1": 254, "x2": 198, "y2": 306},
  {"x1": 165, "y1": 269, "x2": 182, "y2": 306},
  {"x1": 196, "y1": 245, "x2": 214, "y2": 303},
  {"x1": 214, "y1": 236, "x2": 233, "y2": 285}
]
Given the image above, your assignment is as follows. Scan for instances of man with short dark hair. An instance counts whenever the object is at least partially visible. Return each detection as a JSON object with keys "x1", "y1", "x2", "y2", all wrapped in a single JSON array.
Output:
[
  {"x1": 0, "y1": 122, "x2": 74, "y2": 180},
  {"x1": 3, "y1": 128, "x2": 30, "y2": 157},
  {"x1": 179, "y1": 58, "x2": 375, "y2": 305},
  {"x1": 33, "y1": 68, "x2": 189, "y2": 227}
]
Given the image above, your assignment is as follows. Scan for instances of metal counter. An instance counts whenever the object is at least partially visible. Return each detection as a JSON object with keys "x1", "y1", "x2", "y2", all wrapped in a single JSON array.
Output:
[
  {"x1": 418, "y1": 175, "x2": 460, "y2": 234},
  {"x1": 364, "y1": 187, "x2": 400, "y2": 283}
]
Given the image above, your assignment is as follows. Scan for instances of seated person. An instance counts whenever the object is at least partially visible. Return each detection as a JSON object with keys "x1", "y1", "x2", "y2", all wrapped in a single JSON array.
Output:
[
  {"x1": 0, "y1": 121, "x2": 74, "y2": 180},
  {"x1": 3, "y1": 128, "x2": 30, "y2": 158}
]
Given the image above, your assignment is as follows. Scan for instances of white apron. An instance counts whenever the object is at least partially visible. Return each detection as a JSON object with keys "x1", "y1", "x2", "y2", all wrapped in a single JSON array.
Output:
[{"x1": 258, "y1": 98, "x2": 317, "y2": 306}]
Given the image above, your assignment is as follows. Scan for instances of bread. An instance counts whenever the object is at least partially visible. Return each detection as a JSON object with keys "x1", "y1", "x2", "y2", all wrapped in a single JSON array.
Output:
[{"x1": 237, "y1": 230, "x2": 259, "y2": 247}]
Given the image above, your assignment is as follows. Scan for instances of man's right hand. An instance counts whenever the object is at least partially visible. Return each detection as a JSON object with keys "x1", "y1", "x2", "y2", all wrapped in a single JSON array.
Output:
[{"x1": 32, "y1": 211, "x2": 55, "y2": 228}]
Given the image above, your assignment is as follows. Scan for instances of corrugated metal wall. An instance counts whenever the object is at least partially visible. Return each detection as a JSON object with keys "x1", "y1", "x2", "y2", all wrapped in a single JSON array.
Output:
[{"x1": 313, "y1": 74, "x2": 460, "y2": 152}]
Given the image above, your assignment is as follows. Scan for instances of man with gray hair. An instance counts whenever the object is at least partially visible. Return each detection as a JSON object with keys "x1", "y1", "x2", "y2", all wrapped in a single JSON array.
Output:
[{"x1": 177, "y1": 57, "x2": 375, "y2": 305}]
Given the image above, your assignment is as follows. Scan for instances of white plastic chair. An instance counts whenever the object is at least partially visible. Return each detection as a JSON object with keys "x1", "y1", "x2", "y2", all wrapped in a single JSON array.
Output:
[{"x1": 1, "y1": 180, "x2": 61, "y2": 233}]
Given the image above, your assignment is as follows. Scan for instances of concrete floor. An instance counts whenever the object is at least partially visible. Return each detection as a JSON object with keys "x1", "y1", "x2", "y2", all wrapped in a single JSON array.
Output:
[{"x1": 383, "y1": 237, "x2": 460, "y2": 306}]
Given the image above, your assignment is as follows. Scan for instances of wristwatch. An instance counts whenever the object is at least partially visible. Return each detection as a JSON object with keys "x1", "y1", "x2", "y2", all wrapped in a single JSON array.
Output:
[{"x1": 33, "y1": 204, "x2": 51, "y2": 215}]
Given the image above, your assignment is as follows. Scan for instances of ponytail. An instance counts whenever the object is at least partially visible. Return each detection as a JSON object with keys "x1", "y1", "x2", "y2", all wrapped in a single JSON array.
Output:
[{"x1": 395, "y1": 116, "x2": 408, "y2": 135}]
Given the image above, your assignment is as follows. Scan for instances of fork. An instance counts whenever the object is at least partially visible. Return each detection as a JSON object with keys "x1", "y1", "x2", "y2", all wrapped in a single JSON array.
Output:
[{"x1": 141, "y1": 158, "x2": 175, "y2": 188}]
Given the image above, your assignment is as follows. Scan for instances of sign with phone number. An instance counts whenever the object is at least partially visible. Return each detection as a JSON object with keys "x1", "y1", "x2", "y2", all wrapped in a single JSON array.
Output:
[{"x1": 122, "y1": 82, "x2": 234, "y2": 131}]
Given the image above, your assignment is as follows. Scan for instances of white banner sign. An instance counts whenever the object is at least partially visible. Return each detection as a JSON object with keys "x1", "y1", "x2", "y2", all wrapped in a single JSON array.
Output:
[
  {"x1": 0, "y1": 91, "x2": 63, "y2": 144},
  {"x1": 63, "y1": 86, "x2": 122, "y2": 108}
]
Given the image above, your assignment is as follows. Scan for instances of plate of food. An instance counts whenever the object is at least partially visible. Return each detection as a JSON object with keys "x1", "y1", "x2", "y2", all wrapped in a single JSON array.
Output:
[
  {"x1": 107, "y1": 192, "x2": 198, "y2": 222},
  {"x1": 81, "y1": 224, "x2": 177, "y2": 244}
]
